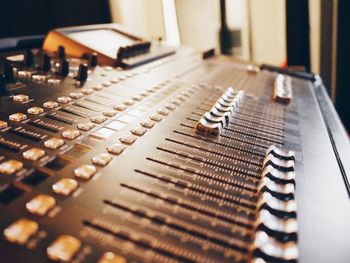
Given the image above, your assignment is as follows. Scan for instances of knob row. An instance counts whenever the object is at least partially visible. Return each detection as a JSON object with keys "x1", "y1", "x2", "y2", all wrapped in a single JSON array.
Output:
[
  {"x1": 251, "y1": 145, "x2": 298, "y2": 263},
  {"x1": 195, "y1": 87, "x2": 245, "y2": 136}
]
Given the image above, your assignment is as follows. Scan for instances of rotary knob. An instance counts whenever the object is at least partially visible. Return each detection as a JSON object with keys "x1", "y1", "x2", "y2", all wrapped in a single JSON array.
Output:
[
  {"x1": 4, "y1": 62, "x2": 14, "y2": 82},
  {"x1": 0, "y1": 74, "x2": 9, "y2": 96},
  {"x1": 24, "y1": 50, "x2": 34, "y2": 67},
  {"x1": 40, "y1": 53, "x2": 51, "y2": 72},
  {"x1": 89, "y1": 53, "x2": 98, "y2": 67},
  {"x1": 57, "y1": 45, "x2": 66, "y2": 59},
  {"x1": 58, "y1": 59, "x2": 69, "y2": 77},
  {"x1": 76, "y1": 63, "x2": 88, "y2": 81}
]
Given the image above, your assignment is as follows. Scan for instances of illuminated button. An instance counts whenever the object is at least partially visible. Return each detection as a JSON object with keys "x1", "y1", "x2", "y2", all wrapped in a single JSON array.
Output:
[
  {"x1": 27, "y1": 107, "x2": 44, "y2": 115},
  {"x1": 47, "y1": 235, "x2": 81, "y2": 262},
  {"x1": 123, "y1": 100, "x2": 134, "y2": 106},
  {"x1": 91, "y1": 116, "x2": 107, "y2": 124},
  {"x1": 44, "y1": 138, "x2": 64, "y2": 149},
  {"x1": 130, "y1": 126, "x2": 147, "y2": 136},
  {"x1": 140, "y1": 119, "x2": 155, "y2": 128},
  {"x1": 74, "y1": 164, "x2": 96, "y2": 179},
  {"x1": 13, "y1": 94, "x2": 29, "y2": 103},
  {"x1": 69, "y1": 92, "x2": 84, "y2": 99},
  {"x1": 119, "y1": 134, "x2": 137, "y2": 145},
  {"x1": 81, "y1": 88, "x2": 94, "y2": 95},
  {"x1": 52, "y1": 178, "x2": 78, "y2": 196},
  {"x1": 47, "y1": 79, "x2": 61, "y2": 85},
  {"x1": 0, "y1": 120, "x2": 8, "y2": 129},
  {"x1": 9, "y1": 113, "x2": 27, "y2": 122},
  {"x1": 98, "y1": 252, "x2": 127, "y2": 263},
  {"x1": 23, "y1": 148, "x2": 45, "y2": 161},
  {"x1": 43, "y1": 101, "x2": 59, "y2": 109},
  {"x1": 26, "y1": 194, "x2": 56, "y2": 216},
  {"x1": 32, "y1": 74, "x2": 46, "y2": 82},
  {"x1": 57, "y1": 96, "x2": 72, "y2": 104},
  {"x1": 157, "y1": 108, "x2": 170, "y2": 116},
  {"x1": 77, "y1": 122, "x2": 95, "y2": 131},
  {"x1": 18, "y1": 70, "x2": 32, "y2": 78},
  {"x1": 91, "y1": 153, "x2": 112, "y2": 166},
  {"x1": 3, "y1": 218, "x2": 39, "y2": 245},
  {"x1": 106, "y1": 143, "x2": 126, "y2": 155},
  {"x1": 103, "y1": 110, "x2": 117, "y2": 117},
  {"x1": 0, "y1": 160, "x2": 23, "y2": 175},
  {"x1": 164, "y1": 103, "x2": 176, "y2": 111},
  {"x1": 149, "y1": 113, "x2": 163, "y2": 122},
  {"x1": 93, "y1": 85, "x2": 104, "y2": 91},
  {"x1": 113, "y1": 104, "x2": 127, "y2": 111},
  {"x1": 62, "y1": 129, "x2": 81, "y2": 140}
]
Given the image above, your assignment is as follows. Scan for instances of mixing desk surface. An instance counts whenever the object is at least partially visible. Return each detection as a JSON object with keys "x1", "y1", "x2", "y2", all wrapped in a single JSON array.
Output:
[{"x1": 0, "y1": 24, "x2": 350, "y2": 263}]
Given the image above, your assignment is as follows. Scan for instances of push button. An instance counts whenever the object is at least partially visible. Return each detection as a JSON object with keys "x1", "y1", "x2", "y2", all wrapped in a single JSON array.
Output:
[
  {"x1": 62, "y1": 129, "x2": 81, "y2": 140},
  {"x1": 130, "y1": 126, "x2": 147, "y2": 136},
  {"x1": 91, "y1": 116, "x2": 107, "y2": 124},
  {"x1": 119, "y1": 134, "x2": 137, "y2": 145},
  {"x1": 3, "y1": 218, "x2": 39, "y2": 245},
  {"x1": 77, "y1": 122, "x2": 95, "y2": 131},
  {"x1": 13, "y1": 94, "x2": 29, "y2": 103},
  {"x1": 9, "y1": 113, "x2": 27, "y2": 122},
  {"x1": 57, "y1": 96, "x2": 72, "y2": 104},
  {"x1": 52, "y1": 178, "x2": 78, "y2": 196},
  {"x1": 98, "y1": 252, "x2": 127, "y2": 263},
  {"x1": 103, "y1": 110, "x2": 118, "y2": 117},
  {"x1": 157, "y1": 108, "x2": 170, "y2": 116},
  {"x1": 0, "y1": 120, "x2": 8, "y2": 129},
  {"x1": 74, "y1": 164, "x2": 96, "y2": 179},
  {"x1": 107, "y1": 143, "x2": 126, "y2": 155},
  {"x1": 47, "y1": 235, "x2": 81, "y2": 262},
  {"x1": 27, "y1": 107, "x2": 44, "y2": 115},
  {"x1": 69, "y1": 92, "x2": 84, "y2": 99},
  {"x1": 0, "y1": 160, "x2": 23, "y2": 175},
  {"x1": 23, "y1": 148, "x2": 45, "y2": 161},
  {"x1": 149, "y1": 113, "x2": 163, "y2": 122},
  {"x1": 140, "y1": 119, "x2": 155, "y2": 128},
  {"x1": 43, "y1": 101, "x2": 59, "y2": 109},
  {"x1": 81, "y1": 88, "x2": 94, "y2": 95},
  {"x1": 44, "y1": 138, "x2": 64, "y2": 149},
  {"x1": 26, "y1": 194, "x2": 56, "y2": 216},
  {"x1": 91, "y1": 153, "x2": 112, "y2": 166}
]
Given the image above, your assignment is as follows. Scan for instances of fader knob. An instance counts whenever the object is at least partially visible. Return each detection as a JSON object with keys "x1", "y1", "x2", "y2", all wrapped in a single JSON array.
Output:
[
  {"x1": 58, "y1": 59, "x2": 69, "y2": 77},
  {"x1": 90, "y1": 53, "x2": 98, "y2": 67},
  {"x1": 57, "y1": 45, "x2": 66, "y2": 59},
  {"x1": 0, "y1": 74, "x2": 8, "y2": 96},
  {"x1": 24, "y1": 50, "x2": 34, "y2": 67},
  {"x1": 76, "y1": 63, "x2": 88, "y2": 81},
  {"x1": 40, "y1": 54, "x2": 51, "y2": 72},
  {"x1": 4, "y1": 62, "x2": 14, "y2": 82}
]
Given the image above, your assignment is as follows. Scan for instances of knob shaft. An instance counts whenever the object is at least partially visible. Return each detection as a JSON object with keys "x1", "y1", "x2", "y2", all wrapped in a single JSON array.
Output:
[{"x1": 76, "y1": 63, "x2": 88, "y2": 81}]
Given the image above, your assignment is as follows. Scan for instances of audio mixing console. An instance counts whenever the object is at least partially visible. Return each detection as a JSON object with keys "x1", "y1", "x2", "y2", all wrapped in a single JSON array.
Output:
[{"x1": 0, "y1": 24, "x2": 349, "y2": 263}]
